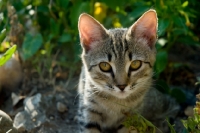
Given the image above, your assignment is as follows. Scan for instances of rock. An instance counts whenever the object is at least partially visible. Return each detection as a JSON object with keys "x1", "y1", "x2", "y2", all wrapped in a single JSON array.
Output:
[
  {"x1": 57, "y1": 102, "x2": 67, "y2": 113},
  {"x1": 0, "y1": 110, "x2": 18, "y2": 133},
  {"x1": 13, "y1": 89, "x2": 79, "y2": 133},
  {"x1": 11, "y1": 93, "x2": 24, "y2": 106},
  {"x1": 13, "y1": 93, "x2": 46, "y2": 131},
  {"x1": 13, "y1": 112, "x2": 27, "y2": 132}
]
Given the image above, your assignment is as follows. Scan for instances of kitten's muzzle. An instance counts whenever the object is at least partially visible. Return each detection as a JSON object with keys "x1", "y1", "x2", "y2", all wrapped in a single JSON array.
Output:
[{"x1": 117, "y1": 85, "x2": 127, "y2": 91}]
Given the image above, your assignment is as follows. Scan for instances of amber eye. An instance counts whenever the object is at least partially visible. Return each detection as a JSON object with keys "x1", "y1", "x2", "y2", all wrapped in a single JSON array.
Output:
[
  {"x1": 99, "y1": 62, "x2": 112, "y2": 72},
  {"x1": 130, "y1": 60, "x2": 142, "y2": 70}
]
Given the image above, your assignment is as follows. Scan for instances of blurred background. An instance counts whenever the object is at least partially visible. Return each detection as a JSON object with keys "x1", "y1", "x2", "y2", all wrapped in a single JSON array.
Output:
[
  {"x1": 0, "y1": 0, "x2": 200, "y2": 132},
  {"x1": 0, "y1": 0, "x2": 200, "y2": 105},
  {"x1": 0, "y1": 0, "x2": 200, "y2": 103}
]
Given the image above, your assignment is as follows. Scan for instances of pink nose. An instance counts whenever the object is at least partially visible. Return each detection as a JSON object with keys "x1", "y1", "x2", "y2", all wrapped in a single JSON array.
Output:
[{"x1": 117, "y1": 85, "x2": 127, "y2": 91}]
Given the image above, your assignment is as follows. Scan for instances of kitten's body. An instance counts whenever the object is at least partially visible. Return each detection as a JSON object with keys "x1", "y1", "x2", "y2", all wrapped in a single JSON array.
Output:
[{"x1": 78, "y1": 10, "x2": 179, "y2": 133}]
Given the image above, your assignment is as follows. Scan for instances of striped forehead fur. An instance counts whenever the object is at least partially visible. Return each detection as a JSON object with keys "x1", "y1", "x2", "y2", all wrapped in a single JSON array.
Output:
[{"x1": 82, "y1": 28, "x2": 156, "y2": 69}]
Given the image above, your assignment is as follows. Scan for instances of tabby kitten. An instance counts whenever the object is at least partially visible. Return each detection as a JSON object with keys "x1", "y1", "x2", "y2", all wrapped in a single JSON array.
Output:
[{"x1": 77, "y1": 9, "x2": 179, "y2": 133}]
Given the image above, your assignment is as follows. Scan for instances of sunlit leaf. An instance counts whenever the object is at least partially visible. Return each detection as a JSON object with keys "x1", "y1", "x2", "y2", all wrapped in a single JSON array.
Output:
[
  {"x1": 32, "y1": 0, "x2": 42, "y2": 6},
  {"x1": 182, "y1": 1, "x2": 189, "y2": 8},
  {"x1": 0, "y1": 45, "x2": 17, "y2": 66},
  {"x1": 94, "y1": 2, "x2": 107, "y2": 23}
]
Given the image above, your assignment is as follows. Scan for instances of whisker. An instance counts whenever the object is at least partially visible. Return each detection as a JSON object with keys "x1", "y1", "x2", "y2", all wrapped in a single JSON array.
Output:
[{"x1": 73, "y1": 93, "x2": 80, "y2": 105}]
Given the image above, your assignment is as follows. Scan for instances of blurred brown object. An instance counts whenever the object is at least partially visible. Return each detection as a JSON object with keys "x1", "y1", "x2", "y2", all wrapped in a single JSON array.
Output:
[
  {"x1": 0, "y1": 55, "x2": 23, "y2": 92},
  {"x1": 0, "y1": 4, "x2": 24, "y2": 93}
]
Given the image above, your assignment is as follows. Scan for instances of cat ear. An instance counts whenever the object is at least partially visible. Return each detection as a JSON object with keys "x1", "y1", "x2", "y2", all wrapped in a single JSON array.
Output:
[
  {"x1": 78, "y1": 13, "x2": 108, "y2": 52},
  {"x1": 127, "y1": 9, "x2": 158, "y2": 49}
]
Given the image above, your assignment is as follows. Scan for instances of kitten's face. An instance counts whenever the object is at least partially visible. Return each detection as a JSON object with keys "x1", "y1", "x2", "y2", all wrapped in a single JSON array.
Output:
[{"x1": 79, "y1": 10, "x2": 157, "y2": 99}]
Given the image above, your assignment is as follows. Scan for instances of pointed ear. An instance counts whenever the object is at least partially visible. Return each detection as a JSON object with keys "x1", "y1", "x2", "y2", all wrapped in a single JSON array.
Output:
[
  {"x1": 78, "y1": 13, "x2": 108, "y2": 52},
  {"x1": 127, "y1": 9, "x2": 158, "y2": 49}
]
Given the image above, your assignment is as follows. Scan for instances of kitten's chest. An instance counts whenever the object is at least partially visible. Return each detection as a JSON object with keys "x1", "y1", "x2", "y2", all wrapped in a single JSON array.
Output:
[{"x1": 95, "y1": 97, "x2": 132, "y2": 126}]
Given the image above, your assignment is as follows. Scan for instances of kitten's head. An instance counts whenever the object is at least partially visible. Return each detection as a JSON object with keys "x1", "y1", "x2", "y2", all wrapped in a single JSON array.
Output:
[{"x1": 78, "y1": 10, "x2": 157, "y2": 99}]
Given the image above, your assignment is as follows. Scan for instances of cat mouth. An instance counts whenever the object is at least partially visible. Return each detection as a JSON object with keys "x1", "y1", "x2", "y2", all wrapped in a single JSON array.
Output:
[{"x1": 105, "y1": 85, "x2": 130, "y2": 99}]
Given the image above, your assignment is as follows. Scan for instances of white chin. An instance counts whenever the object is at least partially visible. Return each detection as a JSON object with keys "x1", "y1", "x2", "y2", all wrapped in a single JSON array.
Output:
[{"x1": 113, "y1": 91, "x2": 130, "y2": 99}]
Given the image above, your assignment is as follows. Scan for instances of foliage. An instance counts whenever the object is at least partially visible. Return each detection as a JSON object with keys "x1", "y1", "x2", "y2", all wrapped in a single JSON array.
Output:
[
  {"x1": 0, "y1": 0, "x2": 200, "y2": 132},
  {"x1": 22, "y1": 33, "x2": 43, "y2": 60},
  {"x1": 154, "y1": 51, "x2": 168, "y2": 77},
  {"x1": 166, "y1": 119, "x2": 176, "y2": 133},
  {"x1": 0, "y1": 0, "x2": 199, "y2": 73},
  {"x1": 123, "y1": 113, "x2": 157, "y2": 133},
  {"x1": 156, "y1": 80, "x2": 187, "y2": 103},
  {"x1": 0, "y1": 45, "x2": 17, "y2": 66},
  {"x1": 182, "y1": 101, "x2": 200, "y2": 132}
]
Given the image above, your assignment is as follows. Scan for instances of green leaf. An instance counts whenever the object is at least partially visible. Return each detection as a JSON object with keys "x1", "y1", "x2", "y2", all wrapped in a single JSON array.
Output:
[
  {"x1": 0, "y1": 29, "x2": 6, "y2": 43},
  {"x1": 58, "y1": 33, "x2": 72, "y2": 43},
  {"x1": 173, "y1": 17, "x2": 187, "y2": 30},
  {"x1": 32, "y1": 0, "x2": 42, "y2": 6},
  {"x1": 155, "y1": 51, "x2": 168, "y2": 75},
  {"x1": 69, "y1": 1, "x2": 90, "y2": 28},
  {"x1": 173, "y1": 28, "x2": 187, "y2": 36},
  {"x1": 123, "y1": 113, "x2": 156, "y2": 133},
  {"x1": 170, "y1": 88, "x2": 186, "y2": 103},
  {"x1": 158, "y1": 19, "x2": 170, "y2": 36},
  {"x1": 166, "y1": 118, "x2": 176, "y2": 133},
  {"x1": 129, "y1": 6, "x2": 150, "y2": 20},
  {"x1": 179, "y1": 35, "x2": 199, "y2": 45},
  {"x1": 50, "y1": 19, "x2": 60, "y2": 37},
  {"x1": 0, "y1": 45, "x2": 17, "y2": 66},
  {"x1": 182, "y1": 1, "x2": 189, "y2": 8},
  {"x1": 37, "y1": 5, "x2": 49, "y2": 12},
  {"x1": 155, "y1": 80, "x2": 170, "y2": 94},
  {"x1": 101, "y1": 0, "x2": 125, "y2": 10},
  {"x1": 22, "y1": 33, "x2": 43, "y2": 60},
  {"x1": 56, "y1": 0, "x2": 69, "y2": 9}
]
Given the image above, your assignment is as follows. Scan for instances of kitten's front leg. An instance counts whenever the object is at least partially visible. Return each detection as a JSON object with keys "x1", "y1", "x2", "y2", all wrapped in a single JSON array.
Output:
[
  {"x1": 79, "y1": 106, "x2": 103, "y2": 133},
  {"x1": 80, "y1": 121, "x2": 101, "y2": 133},
  {"x1": 117, "y1": 126, "x2": 129, "y2": 133},
  {"x1": 82, "y1": 128, "x2": 101, "y2": 133},
  {"x1": 118, "y1": 127, "x2": 137, "y2": 133}
]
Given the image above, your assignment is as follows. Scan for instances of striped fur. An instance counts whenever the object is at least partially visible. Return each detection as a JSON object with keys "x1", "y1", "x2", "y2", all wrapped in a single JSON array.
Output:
[{"x1": 77, "y1": 10, "x2": 179, "y2": 133}]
